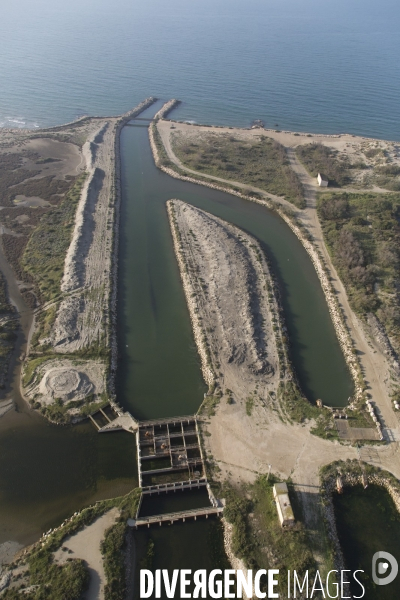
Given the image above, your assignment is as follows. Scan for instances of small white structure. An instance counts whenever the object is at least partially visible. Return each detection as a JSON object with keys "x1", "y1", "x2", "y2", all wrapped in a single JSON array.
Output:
[
  {"x1": 273, "y1": 483, "x2": 295, "y2": 528},
  {"x1": 317, "y1": 173, "x2": 329, "y2": 187}
]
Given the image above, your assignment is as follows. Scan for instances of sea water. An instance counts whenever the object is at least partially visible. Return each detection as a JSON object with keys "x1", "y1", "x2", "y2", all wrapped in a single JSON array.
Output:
[{"x1": 1, "y1": 0, "x2": 400, "y2": 139}]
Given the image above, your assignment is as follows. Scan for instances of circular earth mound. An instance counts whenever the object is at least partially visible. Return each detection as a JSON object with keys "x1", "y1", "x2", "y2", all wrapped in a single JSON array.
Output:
[{"x1": 40, "y1": 368, "x2": 93, "y2": 402}]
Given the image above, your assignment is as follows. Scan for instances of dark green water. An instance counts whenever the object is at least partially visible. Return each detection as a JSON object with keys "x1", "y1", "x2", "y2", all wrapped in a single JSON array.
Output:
[
  {"x1": 117, "y1": 104, "x2": 353, "y2": 412},
  {"x1": 133, "y1": 518, "x2": 229, "y2": 600},
  {"x1": 0, "y1": 408, "x2": 136, "y2": 547},
  {"x1": 138, "y1": 488, "x2": 211, "y2": 518},
  {"x1": 333, "y1": 485, "x2": 400, "y2": 599},
  {"x1": 116, "y1": 101, "x2": 354, "y2": 588}
]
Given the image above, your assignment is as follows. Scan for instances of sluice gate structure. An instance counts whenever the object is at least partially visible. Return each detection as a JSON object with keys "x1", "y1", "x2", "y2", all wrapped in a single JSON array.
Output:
[
  {"x1": 88, "y1": 400, "x2": 138, "y2": 433},
  {"x1": 89, "y1": 410, "x2": 222, "y2": 527},
  {"x1": 137, "y1": 416, "x2": 205, "y2": 488},
  {"x1": 132, "y1": 415, "x2": 221, "y2": 528}
]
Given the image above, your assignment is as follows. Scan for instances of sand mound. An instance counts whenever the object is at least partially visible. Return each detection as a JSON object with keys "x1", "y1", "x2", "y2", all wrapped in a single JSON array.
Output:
[
  {"x1": 40, "y1": 367, "x2": 93, "y2": 402},
  {"x1": 26, "y1": 359, "x2": 105, "y2": 408}
]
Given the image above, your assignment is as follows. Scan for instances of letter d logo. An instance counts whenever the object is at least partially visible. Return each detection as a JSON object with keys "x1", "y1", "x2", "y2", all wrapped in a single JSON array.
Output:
[{"x1": 372, "y1": 551, "x2": 398, "y2": 586}]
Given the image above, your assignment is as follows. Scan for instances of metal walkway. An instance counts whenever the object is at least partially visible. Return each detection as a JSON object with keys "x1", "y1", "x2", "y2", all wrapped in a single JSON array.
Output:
[{"x1": 129, "y1": 506, "x2": 223, "y2": 528}]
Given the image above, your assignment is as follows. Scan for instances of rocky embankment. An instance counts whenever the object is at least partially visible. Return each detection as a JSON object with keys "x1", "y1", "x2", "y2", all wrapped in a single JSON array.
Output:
[
  {"x1": 153, "y1": 98, "x2": 180, "y2": 121},
  {"x1": 221, "y1": 518, "x2": 252, "y2": 600},
  {"x1": 168, "y1": 199, "x2": 279, "y2": 398}
]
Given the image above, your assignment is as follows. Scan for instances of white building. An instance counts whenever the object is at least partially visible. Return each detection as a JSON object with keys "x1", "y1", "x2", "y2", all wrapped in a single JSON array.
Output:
[
  {"x1": 273, "y1": 483, "x2": 295, "y2": 528},
  {"x1": 317, "y1": 173, "x2": 329, "y2": 187}
]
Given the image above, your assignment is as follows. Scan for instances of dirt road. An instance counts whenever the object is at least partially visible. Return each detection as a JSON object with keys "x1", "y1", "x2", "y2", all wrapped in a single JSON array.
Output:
[
  {"x1": 54, "y1": 508, "x2": 119, "y2": 600},
  {"x1": 286, "y1": 147, "x2": 399, "y2": 434}
]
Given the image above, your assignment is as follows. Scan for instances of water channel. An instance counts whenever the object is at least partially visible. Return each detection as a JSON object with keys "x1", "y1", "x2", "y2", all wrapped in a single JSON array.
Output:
[
  {"x1": 117, "y1": 101, "x2": 354, "y2": 593},
  {"x1": 118, "y1": 101, "x2": 353, "y2": 414},
  {"x1": 0, "y1": 100, "x2": 354, "y2": 585}
]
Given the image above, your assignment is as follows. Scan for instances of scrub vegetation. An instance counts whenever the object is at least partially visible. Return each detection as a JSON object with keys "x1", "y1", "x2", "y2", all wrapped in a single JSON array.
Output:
[
  {"x1": 278, "y1": 380, "x2": 319, "y2": 424},
  {"x1": 317, "y1": 191, "x2": 400, "y2": 352},
  {"x1": 150, "y1": 122, "x2": 174, "y2": 168},
  {"x1": 223, "y1": 474, "x2": 315, "y2": 596},
  {"x1": 0, "y1": 171, "x2": 82, "y2": 309},
  {"x1": 199, "y1": 394, "x2": 221, "y2": 417},
  {"x1": 296, "y1": 143, "x2": 356, "y2": 186},
  {"x1": 172, "y1": 132, "x2": 305, "y2": 208},
  {"x1": 373, "y1": 163, "x2": 400, "y2": 191},
  {"x1": 0, "y1": 152, "x2": 37, "y2": 205},
  {"x1": 101, "y1": 522, "x2": 127, "y2": 600},
  {"x1": 22, "y1": 173, "x2": 86, "y2": 304},
  {"x1": 2, "y1": 489, "x2": 141, "y2": 600}
]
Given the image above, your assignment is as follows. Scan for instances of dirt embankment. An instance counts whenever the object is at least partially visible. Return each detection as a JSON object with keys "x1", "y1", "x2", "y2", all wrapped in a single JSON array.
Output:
[
  {"x1": 52, "y1": 121, "x2": 111, "y2": 353},
  {"x1": 168, "y1": 199, "x2": 279, "y2": 400}
]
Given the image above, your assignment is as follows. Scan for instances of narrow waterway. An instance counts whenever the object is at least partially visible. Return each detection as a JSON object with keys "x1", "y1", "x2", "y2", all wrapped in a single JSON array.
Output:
[
  {"x1": 116, "y1": 101, "x2": 355, "y2": 594},
  {"x1": 118, "y1": 103, "x2": 353, "y2": 413}
]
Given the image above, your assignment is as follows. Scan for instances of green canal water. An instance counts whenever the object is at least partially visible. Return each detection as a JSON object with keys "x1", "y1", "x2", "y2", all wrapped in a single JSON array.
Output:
[
  {"x1": 0, "y1": 409, "x2": 136, "y2": 548},
  {"x1": 0, "y1": 99, "x2": 357, "y2": 585},
  {"x1": 117, "y1": 101, "x2": 354, "y2": 593},
  {"x1": 333, "y1": 485, "x2": 400, "y2": 599},
  {"x1": 117, "y1": 102, "x2": 353, "y2": 413}
]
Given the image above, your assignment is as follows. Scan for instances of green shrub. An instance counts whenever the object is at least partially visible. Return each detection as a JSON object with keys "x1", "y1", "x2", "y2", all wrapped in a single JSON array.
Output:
[
  {"x1": 172, "y1": 132, "x2": 305, "y2": 208},
  {"x1": 317, "y1": 191, "x2": 400, "y2": 350},
  {"x1": 22, "y1": 173, "x2": 87, "y2": 303},
  {"x1": 296, "y1": 143, "x2": 350, "y2": 186},
  {"x1": 101, "y1": 522, "x2": 127, "y2": 600}
]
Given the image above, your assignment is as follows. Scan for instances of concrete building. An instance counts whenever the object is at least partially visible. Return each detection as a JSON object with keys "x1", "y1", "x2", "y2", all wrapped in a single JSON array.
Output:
[
  {"x1": 317, "y1": 173, "x2": 329, "y2": 187},
  {"x1": 273, "y1": 483, "x2": 295, "y2": 527}
]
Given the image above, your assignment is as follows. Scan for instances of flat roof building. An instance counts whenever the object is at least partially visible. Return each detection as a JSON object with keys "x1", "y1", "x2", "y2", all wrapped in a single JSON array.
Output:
[
  {"x1": 273, "y1": 483, "x2": 295, "y2": 528},
  {"x1": 317, "y1": 173, "x2": 329, "y2": 187}
]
